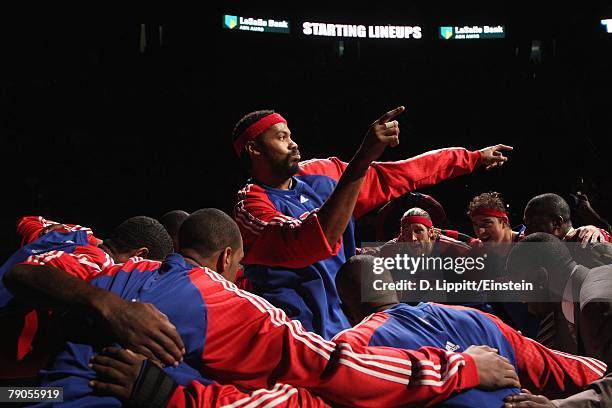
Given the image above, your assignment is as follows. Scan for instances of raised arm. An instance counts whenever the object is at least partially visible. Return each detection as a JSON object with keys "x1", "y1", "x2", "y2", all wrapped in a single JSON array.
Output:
[{"x1": 237, "y1": 107, "x2": 406, "y2": 268}]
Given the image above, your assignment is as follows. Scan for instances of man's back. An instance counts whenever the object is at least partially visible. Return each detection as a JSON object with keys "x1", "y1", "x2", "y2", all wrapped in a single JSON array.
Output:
[
  {"x1": 37, "y1": 253, "x2": 210, "y2": 406},
  {"x1": 340, "y1": 302, "x2": 605, "y2": 407},
  {"x1": 362, "y1": 303, "x2": 519, "y2": 408}
]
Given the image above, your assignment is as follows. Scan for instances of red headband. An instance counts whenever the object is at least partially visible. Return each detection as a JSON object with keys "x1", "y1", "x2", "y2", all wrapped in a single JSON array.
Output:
[
  {"x1": 401, "y1": 216, "x2": 433, "y2": 228},
  {"x1": 233, "y1": 113, "x2": 287, "y2": 156},
  {"x1": 469, "y1": 208, "x2": 509, "y2": 224}
]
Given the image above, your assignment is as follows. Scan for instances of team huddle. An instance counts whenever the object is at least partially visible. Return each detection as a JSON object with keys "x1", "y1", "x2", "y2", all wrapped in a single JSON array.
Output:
[{"x1": 1, "y1": 107, "x2": 610, "y2": 407}]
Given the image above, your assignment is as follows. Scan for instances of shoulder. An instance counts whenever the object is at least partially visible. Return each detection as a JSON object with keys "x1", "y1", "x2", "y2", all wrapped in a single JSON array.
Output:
[
  {"x1": 99, "y1": 258, "x2": 161, "y2": 277},
  {"x1": 298, "y1": 157, "x2": 347, "y2": 179}
]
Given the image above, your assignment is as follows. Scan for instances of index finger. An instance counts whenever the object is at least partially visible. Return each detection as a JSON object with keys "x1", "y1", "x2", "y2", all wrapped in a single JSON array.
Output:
[
  {"x1": 377, "y1": 106, "x2": 405, "y2": 124},
  {"x1": 152, "y1": 331, "x2": 184, "y2": 363},
  {"x1": 100, "y1": 347, "x2": 142, "y2": 365},
  {"x1": 160, "y1": 322, "x2": 186, "y2": 356},
  {"x1": 494, "y1": 144, "x2": 514, "y2": 151}
]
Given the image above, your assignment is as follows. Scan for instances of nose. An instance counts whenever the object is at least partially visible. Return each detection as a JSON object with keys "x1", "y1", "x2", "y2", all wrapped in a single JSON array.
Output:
[
  {"x1": 477, "y1": 227, "x2": 486, "y2": 236},
  {"x1": 289, "y1": 139, "x2": 298, "y2": 150}
]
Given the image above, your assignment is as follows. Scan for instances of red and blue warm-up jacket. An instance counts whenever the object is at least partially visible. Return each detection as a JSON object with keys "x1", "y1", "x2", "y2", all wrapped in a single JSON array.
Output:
[
  {"x1": 37, "y1": 253, "x2": 486, "y2": 407},
  {"x1": 234, "y1": 148, "x2": 483, "y2": 339},
  {"x1": 0, "y1": 216, "x2": 112, "y2": 379},
  {"x1": 338, "y1": 302, "x2": 606, "y2": 408}
]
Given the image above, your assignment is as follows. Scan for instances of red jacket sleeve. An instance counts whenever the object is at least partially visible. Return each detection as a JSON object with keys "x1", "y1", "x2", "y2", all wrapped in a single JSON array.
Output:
[
  {"x1": 16, "y1": 216, "x2": 56, "y2": 246},
  {"x1": 298, "y1": 148, "x2": 481, "y2": 219},
  {"x1": 234, "y1": 184, "x2": 342, "y2": 268},
  {"x1": 189, "y1": 268, "x2": 480, "y2": 408},
  {"x1": 168, "y1": 382, "x2": 330, "y2": 408},
  {"x1": 487, "y1": 312, "x2": 606, "y2": 399},
  {"x1": 16, "y1": 216, "x2": 98, "y2": 247},
  {"x1": 18, "y1": 245, "x2": 114, "y2": 280}
]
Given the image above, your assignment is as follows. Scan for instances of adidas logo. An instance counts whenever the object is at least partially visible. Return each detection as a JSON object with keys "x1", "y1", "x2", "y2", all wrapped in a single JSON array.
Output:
[
  {"x1": 300, "y1": 195, "x2": 309, "y2": 203},
  {"x1": 445, "y1": 341, "x2": 460, "y2": 352}
]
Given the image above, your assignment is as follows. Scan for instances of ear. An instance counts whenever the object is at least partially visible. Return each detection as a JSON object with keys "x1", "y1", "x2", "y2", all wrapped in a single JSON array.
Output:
[
  {"x1": 535, "y1": 265, "x2": 552, "y2": 293},
  {"x1": 216, "y1": 247, "x2": 233, "y2": 276},
  {"x1": 133, "y1": 247, "x2": 149, "y2": 259},
  {"x1": 245, "y1": 141, "x2": 262, "y2": 158},
  {"x1": 552, "y1": 215, "x2": 565, "y2": 228}
]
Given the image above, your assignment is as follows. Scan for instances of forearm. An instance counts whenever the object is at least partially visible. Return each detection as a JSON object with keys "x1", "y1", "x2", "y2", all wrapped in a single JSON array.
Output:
[
  {"x1": 489, "y1": 312, "x2": 605, "y2": 397},
  {"x1": 353, "y1": 148, "x2": 482, "y2": 218},
  {"x1": 317, "y1": 153, "x2": 371, "y2": 247},
  {"x1": 4, "y1": 263, "x2": 117, "y2": 315}
]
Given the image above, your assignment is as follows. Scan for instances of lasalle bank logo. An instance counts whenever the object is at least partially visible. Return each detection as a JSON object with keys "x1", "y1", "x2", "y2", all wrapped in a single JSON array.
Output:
[
  {"x1": 224, "y1": 15, "x2": 238, "y2": 30},
  {"x1": 440, "y1": 26, "x2": 454, "y2": 40}
]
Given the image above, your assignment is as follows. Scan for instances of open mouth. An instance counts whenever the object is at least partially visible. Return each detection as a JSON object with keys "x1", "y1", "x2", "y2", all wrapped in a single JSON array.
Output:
[{"x1": 480, "y1": 236, "x2": 491, "y2": 242}]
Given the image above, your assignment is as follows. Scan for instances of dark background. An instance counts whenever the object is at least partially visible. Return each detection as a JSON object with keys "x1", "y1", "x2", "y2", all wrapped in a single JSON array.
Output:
[{"x1": 1, "y1": 3, "x2": 611, "y2": 260}]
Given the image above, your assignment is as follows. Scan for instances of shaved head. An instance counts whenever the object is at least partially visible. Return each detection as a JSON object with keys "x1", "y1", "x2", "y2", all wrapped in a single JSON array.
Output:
[
  {"x1": 524, "y1": 193, "x2": 572, "y2": 237},
  {"x1": 525, "y1": 193, "x2": 571, "y2": 221},
  {"x1": 179, "y1": 209, "x2": 242, "y2": 257},
  {"x1": 337, "y1": 255, "x2": 399, "y2": 325},
  {"x1": 160, "y1": 210, "x2": 190, "y2": 250}
]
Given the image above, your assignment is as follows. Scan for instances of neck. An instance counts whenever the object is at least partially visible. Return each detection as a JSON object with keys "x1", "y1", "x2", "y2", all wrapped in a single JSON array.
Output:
[
  {"x1": 99, "y1": 240, "x2": 118, "y2": 262},
  {"x1": 252, "y1": 168, "x2": 292, "y2": 190},
  {"x1": 366, "y1": 301, "x2": 399, "y2": 316},
  {"x1": 179, "y1": 248, "x2": 217, "y2": 271}
]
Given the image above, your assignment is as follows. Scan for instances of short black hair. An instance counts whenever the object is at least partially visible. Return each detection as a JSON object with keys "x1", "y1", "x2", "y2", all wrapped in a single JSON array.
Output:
[
  {"x1": 336, "y1": 255, "x2": 398, "y2": 305},
  {"x1": 232, "y1": 109, "x2": 275, "y2": 170},
  {"x1": 525, "y1": 193, "x2": 571, "y2": 221},
  {"x1": 179, "y1": 208, "x2": 242, "y2": 257},
  {"x1": 506, "y1": 232, "x2": 573, "y2": 276},
  {"x1": 160, "y1": 210, "x2": 190, "y2": 232},
  {"x1": 160, "y1": 210, "x2": 190, "y2": 250},
  {"x1": 108, "y1": 216, "x2": 174, "y2": 261}
]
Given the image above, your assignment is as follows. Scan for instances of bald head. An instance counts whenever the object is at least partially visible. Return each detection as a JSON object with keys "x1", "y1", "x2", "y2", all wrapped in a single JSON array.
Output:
[
  {"x1": 524, "y1": 193, "x2": 572, "y2": 238},
  {"x1": 160, "y1": 210, "x2": 190, "y2": 250},
  {"x1": 179, "y1": 209, "x2": 242, "y2": 257},
  {"x1": 525, "y1": 194, "x2": 571, "y2": 220}
]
